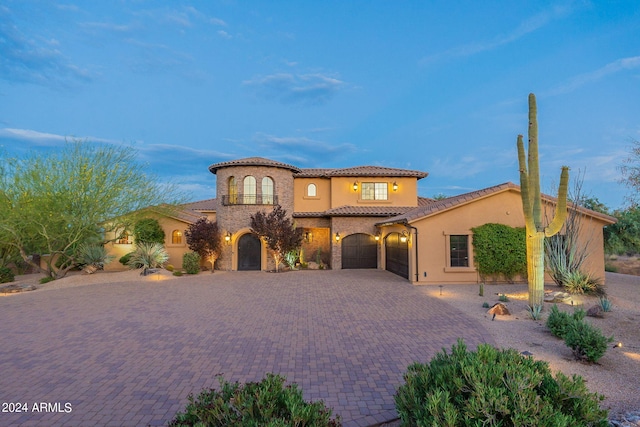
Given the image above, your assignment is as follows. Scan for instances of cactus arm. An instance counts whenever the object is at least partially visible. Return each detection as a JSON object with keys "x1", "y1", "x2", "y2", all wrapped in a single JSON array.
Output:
[
  {"x1": 545, "y1": 166, "x2": 570, "y2": 237},
  {"x1": 517, "y1": 134, "x2": 536, "y2": 232},
  {"x1": 527, "y1": 93, "x2": 542, "y2": 230}
]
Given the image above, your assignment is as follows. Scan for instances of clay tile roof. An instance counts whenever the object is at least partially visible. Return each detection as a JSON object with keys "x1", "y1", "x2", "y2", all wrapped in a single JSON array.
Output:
[
  {"x1": 328, "y1": 166, "x2": 428, "y2": 179},
  {"x1": 295, "y1": 168, "x2": 334, "y2": 178},
  {"x1": 150, "y1": 205, "x2": 206, "y2": 224},
  {"x1": 325, "y1": 205, "x2": 417, "y2": 217},
  {"x1": 181, "y1": 198, "x2": 217, "y2": 211},
  {"x1": 208, "y1": 157, "x2": 301, "y2": 174},
  {"x1": 377, "y1": 182, "x2": 617, "y2": 226},
  {"x1": 418, "y1": 196, "x2": 435, "y2": 206}
]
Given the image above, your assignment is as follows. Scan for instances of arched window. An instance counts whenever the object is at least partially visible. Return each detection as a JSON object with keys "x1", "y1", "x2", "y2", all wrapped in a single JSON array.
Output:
[
  {"x1": 228, "y1": 176, "x2": 237, "y2": 204},
  {"x1": 243, "y1": 176, "x2": 256, "y2": 204},
  {"x1": 262, "y1": 177, "x2": 274, "y2": 204},
  {"x1": 172, "y1": 230, "x2": 183, "y2": 244},
  {"x1": 307, "y1": 183, "x2": 317, "y2": 197}
]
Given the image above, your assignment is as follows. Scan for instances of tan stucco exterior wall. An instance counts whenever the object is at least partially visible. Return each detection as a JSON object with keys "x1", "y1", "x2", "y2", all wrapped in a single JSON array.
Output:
[
  {"x1": 330, "y1": 177, "x2": 418, "y2": 208},
  {"x1": 294, "y1": 178, "x2": 331, "y2": 213}
]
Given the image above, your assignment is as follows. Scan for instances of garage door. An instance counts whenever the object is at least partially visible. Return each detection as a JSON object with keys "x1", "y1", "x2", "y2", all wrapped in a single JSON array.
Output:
[
  {"x1": 385, "y1": 232, "x2": 408, "y2": 279},
  {"x1": 342, "y1": 233, "x2": 377, "y2": 269}
]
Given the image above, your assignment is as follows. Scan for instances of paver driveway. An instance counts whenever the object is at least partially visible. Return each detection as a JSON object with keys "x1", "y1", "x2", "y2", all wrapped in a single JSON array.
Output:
[{"x1": 0, "y1": 270, "x2": 494, "y2": 427}]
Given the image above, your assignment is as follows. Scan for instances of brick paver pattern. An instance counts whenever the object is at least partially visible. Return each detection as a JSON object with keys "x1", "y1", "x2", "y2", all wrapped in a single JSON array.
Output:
[{"x1": 0, "y1": 270, "x2": 494, "y2": 427}]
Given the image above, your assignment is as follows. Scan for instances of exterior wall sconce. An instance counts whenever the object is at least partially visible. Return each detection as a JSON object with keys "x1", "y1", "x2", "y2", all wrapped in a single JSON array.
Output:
[
  {"x1": 400, "y1": 231, "x2": 409, "y2": 243},
  {"x1": 304, "y1": 231, "x2": 313, "y2": 243},
  {"x1": 392, "y1": 182, "x2": 398, "y2": 191},
  {"x1": 335, "y1": 233, "x2": 341, "y2": 242},
  {"x1": 353, "y1": 181, "x2": 358, "y2": 191},
  {"x1": 225, "y1": 232, "x2": 232, "y2": 244},
  {"x1": 374, "y1": 233, "x2": 380, "y2": 241}
]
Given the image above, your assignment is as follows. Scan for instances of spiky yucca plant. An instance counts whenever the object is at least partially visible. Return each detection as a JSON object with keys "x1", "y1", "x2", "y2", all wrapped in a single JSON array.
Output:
[
  {"x1": 127, "y1": 243, "x2": 169, "y2": 269},
  {"x1": 77, "y1": 244, "x2": 115, "y2": 270}
]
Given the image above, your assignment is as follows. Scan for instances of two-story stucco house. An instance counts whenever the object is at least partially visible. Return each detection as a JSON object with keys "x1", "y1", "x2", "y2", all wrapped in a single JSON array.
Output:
[{"x1": 106, "y1": 156, "x2": 615, "y2": 284}]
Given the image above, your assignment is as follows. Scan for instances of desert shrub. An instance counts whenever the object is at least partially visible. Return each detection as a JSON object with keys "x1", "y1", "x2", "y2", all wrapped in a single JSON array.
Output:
[
  {"x1": 39, "y1": 276, "x2": 54, "y2": 284},
  {"x1": 168, "y1": 373, "x2": 341, "y2": 427},
  {"x1": 604, "y1": 262, "x2": 618, "y2": 273},
  {"x1": 0, "y1": 266, "x2": 15, "y2": 284},
  {"x1": 165, "y1": 264, "x2": 175, "y2": 272},
  {"x1": 563, "y1": 271, "x2": 605, "y2": 296},
  {"x1": 172, "y1": 270, "x2": 183, "y2": 276},
  {"x1": 182, "y1": 252, "x2": 201, "y2": 275},
  {"x1": 119, "y1": 252, "x2": 133, "y2": 266},
  {"x1": 598, "y1": 297, "x2": 613, "y2": 312},
  {"x1": 546, "y1": 305, "x2": 586, "y2": 338},
  {"x1": 395, "y1": 339, "x2": 608, "y2": 427},
  {"x1": 564, "y1": 321, "x2": 614, "y2": 363},
  {"x1": 77, "y1": 244, "x2": 115, "y2": 270},
  {"x1": 127, "y1": 243, "x2": 169, "y2": 269}
]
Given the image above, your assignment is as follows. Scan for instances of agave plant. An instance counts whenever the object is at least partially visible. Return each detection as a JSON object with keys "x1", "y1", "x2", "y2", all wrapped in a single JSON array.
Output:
[
  {"x1": 127, "y1": 243, "x2": 169, "y2": 270},
  {"x1": 77, "y1": 243, "x2": 115, "y2": 270}
]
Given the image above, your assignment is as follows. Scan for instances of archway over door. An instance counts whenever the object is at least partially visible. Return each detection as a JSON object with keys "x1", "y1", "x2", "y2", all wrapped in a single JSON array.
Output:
[
  {"x1": 385, "y1": 232, "x2": 409, "y2": 279},
  {"x1": 238, "y1": 233, "x2": 261, "y2": 271},
  {"x1": 342, "y1": 233, "x2": 377, "y2": 269}
]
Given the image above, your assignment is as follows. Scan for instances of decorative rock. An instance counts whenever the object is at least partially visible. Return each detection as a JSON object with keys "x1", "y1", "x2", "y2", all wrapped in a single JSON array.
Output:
[
  {"x1": 83, "y1": 264, "x2": 98, "y2": 274},
  {"x1": 587, "y1": 304, "x2": 604, "y2": 318},
  {"x1": 544, "y1": 291, "x2": 571, "y2": 303},
  {"x1": 0, "y1": 284, "x2": 37, "y2": 294},
  {"x1": 307, "y1": 261, "x2": 319, "y2": 270},
  {"x1": 488, "y1": 302, "x2": 510, "y2": 316}
]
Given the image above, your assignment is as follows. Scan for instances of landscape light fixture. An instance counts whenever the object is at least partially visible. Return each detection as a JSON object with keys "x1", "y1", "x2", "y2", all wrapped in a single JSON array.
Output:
[{"x1": 392, "y1": 182, "x2": 398, "y2": 191}]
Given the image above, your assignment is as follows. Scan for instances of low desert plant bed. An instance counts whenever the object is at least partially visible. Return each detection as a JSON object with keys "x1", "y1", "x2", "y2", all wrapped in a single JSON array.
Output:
[
  {"x1": 168, "y1": 373, "x2": 341, "y2": 427},
  {"x1": 395, "y1": 339, "x2": 608, "y2": 426}
]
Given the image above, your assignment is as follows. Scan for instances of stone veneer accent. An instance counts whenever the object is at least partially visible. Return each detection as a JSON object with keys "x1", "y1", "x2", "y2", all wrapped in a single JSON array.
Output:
[
  {"x1": 214, "y1": 165, "x2": 295, "y2": 271},
  {"x1": 330, "y1": 216, "x2": 382, "y2": 270}
]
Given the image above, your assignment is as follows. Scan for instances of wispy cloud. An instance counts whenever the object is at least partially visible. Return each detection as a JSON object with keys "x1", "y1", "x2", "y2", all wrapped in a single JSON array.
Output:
[
  {"x1": 421, "y1": 3, "x2": 575, "y2": 65},
  {"x1": 545, "y1": 56, "x2": 640, "y2": 96},
  {"x1": 0, "y1": 6, "x2": 92, "y2": 87},
  {"x1": 217, "y1": 30, "x2": 232, "y2": 39},
  {"x1": 124, "y1": 38, "x2": 195, "y2": 74},
  {"x1": 243, "y1": 73, "x2": 346, "y2": 106},
  {"x1": 250, "y1": 132, "x2": 357, "y2": 165},
  {"x1": 79, "y1": 21, "x2": 137, "y2": 33},
  {"x1": 0, "y1": 128, "x2": 119, "y2": 146},
  {"x1": 134, "y1": 6, "x2": 226, "y2": 30}
]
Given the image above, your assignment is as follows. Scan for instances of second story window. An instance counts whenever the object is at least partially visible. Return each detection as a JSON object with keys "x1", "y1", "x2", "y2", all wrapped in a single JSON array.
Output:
[
  {"x1": 228, "y1": 176, "x2": 237, "y2": 204},
  {"x1": 307, "y1": 183, "x2": 317, "y2": 197},
  {"x1": 361, "y1": 182, "x2": 388, "y2": 200},
  {"x1": 262, "y1": 177, "x2": 274, "y2": 204},
  {"x1": 243, "y1": 176, "x2": 256, "y2": 204}
]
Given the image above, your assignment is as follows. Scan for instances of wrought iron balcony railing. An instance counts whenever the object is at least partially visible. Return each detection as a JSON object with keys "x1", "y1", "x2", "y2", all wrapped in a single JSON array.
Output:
[{"x1": 221, "y1": 194, "x2": 278, "y2": 206}]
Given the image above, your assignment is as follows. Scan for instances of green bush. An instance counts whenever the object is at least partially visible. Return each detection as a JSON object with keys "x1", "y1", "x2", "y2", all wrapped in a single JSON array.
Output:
[
  {"x1": 0, "y1": 266, "x2": 15, "y2": 284},
  {"x1": 182, "y1": 252, "x2": 201, "y2": 275},
  {"x1": 133, "y1": 218, "x2": 165, "y2": 245},
  {"x1": 168, "y1": 373, "x2": 341, "y2": 427},
  {"x1": 172, "y1": 270, "x2": 183, "y2": 276},
  {"x1": 119, "y1": 252, "x2": 133, "y2": 266},
  {"x1": 564, "y1": 320, "x2": 614, "y2": 363},
  {"x1": 39, "y1": 276, "x2": 54, "y2": 284},
  {"x1": 546, "y1": 305, "x2": 586, "y2": 338},
  {"x1": 395, "y1": 340, "x2": 608, "y2": 427},
  {"x1": 471, "y1": 223, "x2": 527, "y2": 282}
]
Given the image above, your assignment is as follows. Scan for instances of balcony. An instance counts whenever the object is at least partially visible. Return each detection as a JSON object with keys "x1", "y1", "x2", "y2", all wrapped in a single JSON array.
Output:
[{"x1": 221, "y1": 194, "x2": 278, "y2": 206}]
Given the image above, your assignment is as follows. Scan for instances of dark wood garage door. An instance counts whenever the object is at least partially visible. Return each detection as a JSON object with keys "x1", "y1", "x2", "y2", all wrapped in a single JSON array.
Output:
[
  {"x1": 238, "y1": 233, "x2": 261, "y2": 271},
  {"x1": 385, "y1": 232, "x2": 408, "y2": 279},
  {"x1": 342, "y1": 233, "x2": 377, "y2": 269}
]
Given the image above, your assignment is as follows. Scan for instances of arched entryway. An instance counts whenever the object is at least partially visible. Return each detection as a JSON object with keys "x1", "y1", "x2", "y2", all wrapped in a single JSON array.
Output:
[
  {"x1": 385, "y1": 232, "x2": 409, "y2": 279},
  {"x1": 342, "y1": 233, "x2": 377, "y2": 269},
  {"x1": 238, "y1": 233, "x2": 261, "y2": 271}
]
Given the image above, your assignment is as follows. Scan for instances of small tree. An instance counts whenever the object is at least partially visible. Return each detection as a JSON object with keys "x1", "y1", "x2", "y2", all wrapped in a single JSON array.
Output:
[
  {"x1": 134, "y1": 218, "x2": 166, "y2": 245},
  {"x1": 184, "y1": 218, "x2": 221, "y2": 272},
  {"x1": 0, "y1": 141, "x2": 184, "y2": 279},
  {"x1": 250, "y1": 205, "x2": 303, "y2": 272}
]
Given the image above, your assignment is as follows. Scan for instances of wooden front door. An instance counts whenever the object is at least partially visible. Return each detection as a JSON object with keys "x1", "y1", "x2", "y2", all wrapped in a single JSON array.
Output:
[{"x1": 238, "y1": 233, "x2": 261, "y2": 271}]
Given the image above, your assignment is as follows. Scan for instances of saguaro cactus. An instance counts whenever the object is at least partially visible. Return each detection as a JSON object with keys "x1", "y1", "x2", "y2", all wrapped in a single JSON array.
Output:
[{"x1": 517, "y1": 93, "x2": 569, "y2": 308}]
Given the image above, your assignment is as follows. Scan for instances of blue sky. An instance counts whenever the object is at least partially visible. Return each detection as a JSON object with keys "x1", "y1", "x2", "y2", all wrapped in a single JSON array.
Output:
[{"x1": 1, "y1": 1, "x2": 639, "y2": 209}]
